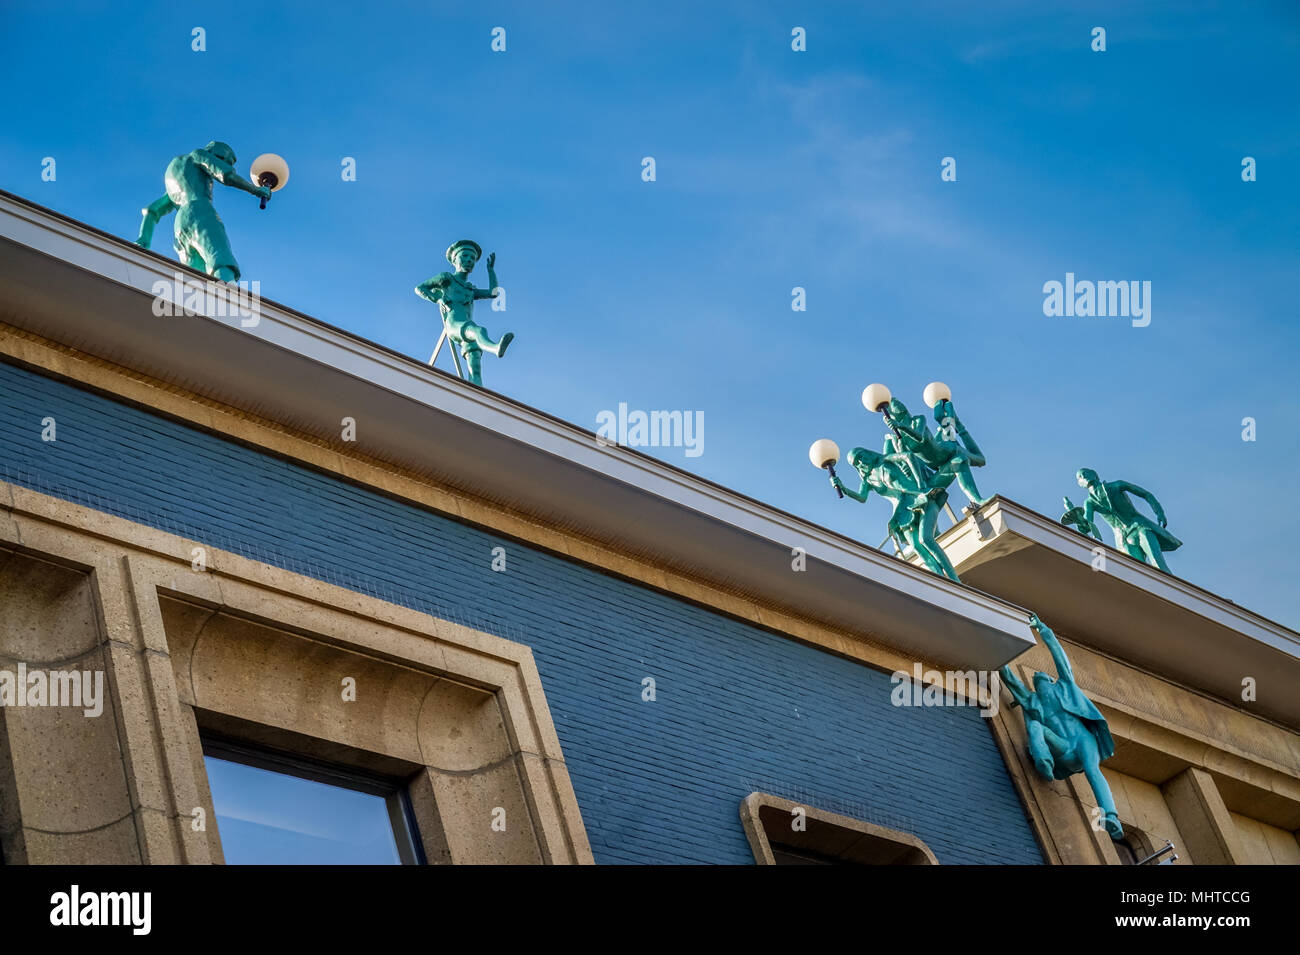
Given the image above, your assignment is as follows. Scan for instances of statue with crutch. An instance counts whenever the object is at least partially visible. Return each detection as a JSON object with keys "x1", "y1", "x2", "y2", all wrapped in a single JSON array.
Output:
[{"x1": 416, "y1": 240, "x2": 514, "y2": 387}]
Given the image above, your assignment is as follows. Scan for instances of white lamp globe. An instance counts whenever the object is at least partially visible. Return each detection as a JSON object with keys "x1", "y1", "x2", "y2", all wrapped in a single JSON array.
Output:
[
  {"x1": 862, "y1": 383, "x2": 892, "y2": 413},
  {"x1": 250, "y1": 153, "x2": 290, "y2": 191},
  {"x1": 923, "y1": 381, "x2": 952, "y2": 409},
  {"x1": 808, "y1": 438, "x2": 840, "y2": 470}
]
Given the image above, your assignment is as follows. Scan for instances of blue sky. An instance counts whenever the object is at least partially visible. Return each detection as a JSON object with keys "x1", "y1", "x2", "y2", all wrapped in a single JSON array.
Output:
[{"x1": 2, "y1": 1, "x2": 1298, "y2": 626}]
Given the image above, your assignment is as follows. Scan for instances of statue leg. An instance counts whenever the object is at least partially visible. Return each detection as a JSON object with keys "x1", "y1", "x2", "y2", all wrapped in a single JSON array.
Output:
[
  {"x1": 953, "y1": 463, "x2": 989, "y2": 507},
  {"x1": 1025, "y1": 720, "x2": 1056, "y2": 778},
  {"x1": 461, "y1": 347, "x2": 484, "y2": 386},
  {"x1": 463, "y1": 322, "x2": 513, "y2": 358},
  {"x1": 914, "y1": 506, "x2": 960, "y2": 581},
  {"x1": 192, "y1": 214, "x2": 241, "y2": 283},
  {"x1": 182, "y1": 246, "x2": 206, "y2": 273},
  {"x1": 1134, "y1": 528, "x2": 1172, "y2": 573},
  {"x1": 1077, "y1": 734, "x2": 1123, "y2": 838},
  {"x1": 927, "y1": 457, "x2": 960, "y2": 493}
]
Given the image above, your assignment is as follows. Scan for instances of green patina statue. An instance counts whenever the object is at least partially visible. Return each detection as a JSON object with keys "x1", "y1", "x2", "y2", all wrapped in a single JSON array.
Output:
[
  {"x1": 416, "y1": 240, "x2": 514, "y2": 387},
  {"x1": 882, "y1": 396, "x2": 990, "y2": 508},
  {"x1": 1066, "y1": 469, "x2": 1182, "y2": 573},
  {"x1": 1002, "y1": 614, "x2": 1121, "y2": 839},
  {"x1": 136, "y1": 141, "x2": 270, "y2": 282},
  {"x1": 831, "y1": 447, "x2": 961, "y2": 582}
]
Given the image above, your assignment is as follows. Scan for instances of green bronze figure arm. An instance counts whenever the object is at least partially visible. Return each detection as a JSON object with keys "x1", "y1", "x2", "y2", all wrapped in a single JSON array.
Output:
[
  {"x1": 1082, "y1": 498, "x2": 1099, "y2": 527},
  {"x1": 472, "y1": 252, "x2": 500, "y2": 300},
  {"x1": 999, "y1": 665, "x2": 1031, "y2": 709},
  {"x1": 415, "y1": 275, "x2": 450, "y2": 304},
  {"x1": 891, "y1": 417, "x2": 925, "y2": 442},
  {"x1": 1114, "y1": 481, "x2": 1167, "y2": 527},
  {"x1": 195, "y1": 151, "x2": 269, "y2": 199},
  {"x1": 1029, "y1": 613, "x2": 1074, "y2": 685},
  {"x1": 951, "y1": 419, "x2": 986, "y2": 467},
  {"x1": 936, "y1": 399, "x2": 986, "y2": 466},
  {"x1": 830, "y1": 470, "x2": 870, "y2": 504},
  {"x1": 136, "y1": 195, "x2": 176, "y2": 248}
]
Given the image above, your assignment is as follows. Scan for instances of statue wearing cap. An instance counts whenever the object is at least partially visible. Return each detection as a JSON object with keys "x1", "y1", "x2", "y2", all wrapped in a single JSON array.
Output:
[
  {"x1": 415, "y1": 240, "x2": 514, "y2": 386},
  {"x1": 136, "y1": 141, "x2": 271, "y2": 282}
]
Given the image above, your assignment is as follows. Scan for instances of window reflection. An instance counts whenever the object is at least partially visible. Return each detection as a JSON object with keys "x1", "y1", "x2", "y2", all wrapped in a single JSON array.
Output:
[{"x1": 203, "y1": 750, "x2": 416, "y2": 865}]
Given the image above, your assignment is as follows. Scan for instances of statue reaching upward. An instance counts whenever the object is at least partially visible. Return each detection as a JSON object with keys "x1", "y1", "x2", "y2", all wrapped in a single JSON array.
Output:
[
  {"x1": 1001, "y1": 614, "x2": 1122, "y2": 840},
  {"x1": 881, "y1": 395, "x2": 990, "y2": 508},
  {"x1": 1071, "y1": 468, "x2": 1181, "y2": 573},
  {"x1": 136, "y1": 141, "x2": 269, "y2": 282},
  {"x1": 416, "y1": 240, "x2": 514, "y2": 387}
]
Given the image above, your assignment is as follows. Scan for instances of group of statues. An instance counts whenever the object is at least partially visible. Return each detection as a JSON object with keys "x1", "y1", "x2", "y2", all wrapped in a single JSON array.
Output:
[
  {"x1": 135, "y1": 140, "x2": 513, "y2": 387},
  {"x1": 816, "y1": 383, "x2": 1181, "y2": 582},
  {"x1": 812, "y1": 384, "x2": 1186, "y2": 843},
  {"x1": 134, "y1": 140, "x2": 1164, "y2": 847},
  {"x1": 829, "y1": 384, "x2": 990, "y2": 582}
]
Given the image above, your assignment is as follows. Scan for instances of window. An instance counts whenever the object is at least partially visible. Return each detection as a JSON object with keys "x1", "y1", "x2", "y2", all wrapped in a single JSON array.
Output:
[
  {"x1": 202, "y1": 737, "x2": 424, "y2": 865},
  {"x1": 1107, "y1": 820, "x2": 1180, "y2": 865},
  {"x1": 740, "y1": 793, "x2": 938, "y2": 865},
  {"x1": 1113, "y1": 837, "x2": 1140, "y2": 865}
]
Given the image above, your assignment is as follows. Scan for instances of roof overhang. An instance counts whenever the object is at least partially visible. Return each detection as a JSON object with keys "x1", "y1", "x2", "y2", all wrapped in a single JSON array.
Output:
[
  {"x1": 0, "y1": 190, "x2": 1036, "y2": 670},
  {"x1": 938, "y1": 498, "x2": 1300, "y2": 728}
]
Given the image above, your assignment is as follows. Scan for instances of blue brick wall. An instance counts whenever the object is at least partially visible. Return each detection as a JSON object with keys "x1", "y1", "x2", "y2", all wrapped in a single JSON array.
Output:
[{"x1": 0, "y1": 359, "x2": 1042, "y2": 864}]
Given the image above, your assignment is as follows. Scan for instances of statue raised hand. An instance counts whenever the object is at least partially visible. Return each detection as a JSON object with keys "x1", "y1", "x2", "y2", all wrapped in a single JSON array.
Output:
[{"x1": 881, "y1": 395, "x2": 990, "y2": 508}]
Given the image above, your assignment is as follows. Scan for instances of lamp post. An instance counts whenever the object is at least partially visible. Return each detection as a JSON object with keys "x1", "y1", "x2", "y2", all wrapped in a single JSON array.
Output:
[
  {"x1": 808, "y1": 438, "x2": 843, "y2": 498},
  {"x1": 250, "y1": 153, "x2": 290, "y2": 210}
]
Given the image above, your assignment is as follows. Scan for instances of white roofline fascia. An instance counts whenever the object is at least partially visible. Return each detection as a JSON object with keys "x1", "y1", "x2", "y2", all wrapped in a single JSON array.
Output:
[
  {"x1": 943, "y1": 497, "x2": 1300, "y2": 659},
  {"x1": 0, "y1": 190, "x2": 1034, "y2": 647}
]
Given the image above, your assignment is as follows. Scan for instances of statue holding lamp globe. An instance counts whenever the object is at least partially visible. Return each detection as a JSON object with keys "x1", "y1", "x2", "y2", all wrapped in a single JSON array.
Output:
[
  {"x1": 136, "y1": 142, "x2": 288, "y2": 282},
  {"x1": 809, "y1": 381, "x2": 982, "y2": 583}
]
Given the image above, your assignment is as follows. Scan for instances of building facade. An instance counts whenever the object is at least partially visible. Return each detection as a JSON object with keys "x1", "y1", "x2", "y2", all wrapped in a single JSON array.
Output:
[{"x1": 1, "y1": 192, "x2": 1297, "y2": 864}]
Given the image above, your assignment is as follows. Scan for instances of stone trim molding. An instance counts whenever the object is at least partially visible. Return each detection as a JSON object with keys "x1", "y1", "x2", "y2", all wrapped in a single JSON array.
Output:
[
  {"x1": 740, "y1": 792, "x2": 939, "y2": 865},
  {"x1": 0, "y1": 479, "x2": 593, "y2": 864}
]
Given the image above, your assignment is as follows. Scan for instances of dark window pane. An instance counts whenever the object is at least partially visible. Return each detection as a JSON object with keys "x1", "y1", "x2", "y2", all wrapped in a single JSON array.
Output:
[{"x1": 204, "y1": 755, "x2": 403, "y2": 865}]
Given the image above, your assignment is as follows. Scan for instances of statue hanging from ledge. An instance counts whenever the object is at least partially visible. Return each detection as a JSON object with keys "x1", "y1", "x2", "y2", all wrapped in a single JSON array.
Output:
[
  {"x1": 1065, "y1": 468, "x2": 1181, "y2": 573},
  {"x1": 135, "y1": 141, "x2": 270, "y2": 282},
  {"x1": 1001, "y1": 614, "x2": 1122, "y2": 840},
  {"x1": 416, "y1": 240, "x2": 514, "y2": 387},
  {"x1": 831, "y1": 446, "x2": 962, "y2": 582}
]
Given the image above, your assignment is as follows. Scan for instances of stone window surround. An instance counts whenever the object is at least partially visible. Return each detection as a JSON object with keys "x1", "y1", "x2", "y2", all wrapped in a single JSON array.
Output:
[
  {"x1": 0, "y1": 480, "x2": 593, "y2": 864},
  {"x1": 740, "y1": 792, "x2": 939, "y2": 865}
]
